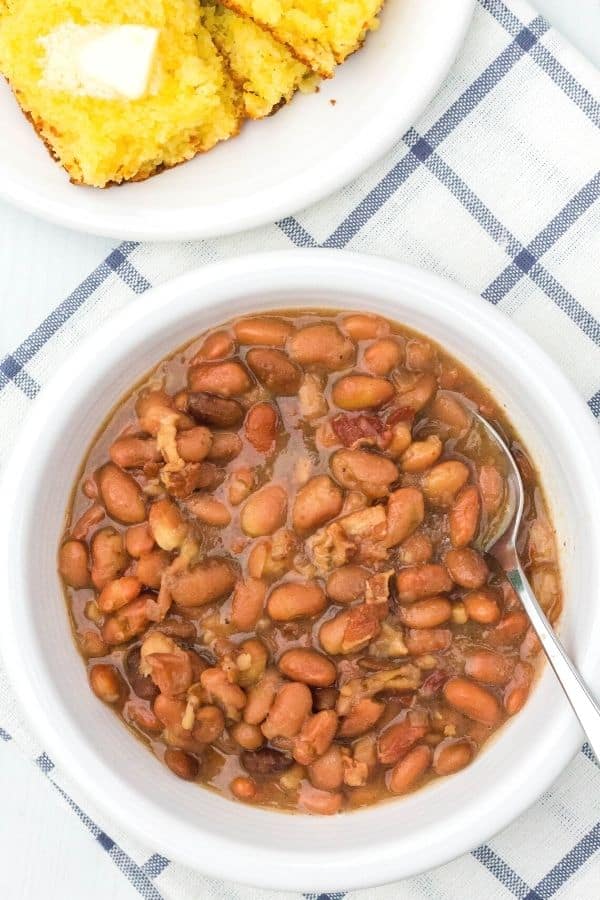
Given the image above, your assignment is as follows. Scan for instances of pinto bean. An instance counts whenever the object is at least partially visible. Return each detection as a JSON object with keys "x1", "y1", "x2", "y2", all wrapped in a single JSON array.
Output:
[
  {"x1": 109, "y1": 436, "x2": 161, "y2": 469},
  {"x1": 430, "y1": 394, "x2": 471, "y2": 434},
  {"x1": 125, "y1": 646, "x2": 159, "y2": 700},
  {"x1": 246, "y1": 348, "x2": 301, "y2": 395},
  {"x1": 164, "y1": 748, "x2": 199, "y2": 781},
  {"x1": 234, "y1": 316, "x2": 294, "y2": 347},
  {"x1": 422, "y1": 460, "x2": 470, "y2": 507},
  {"x1": 396, "y1": 564, "x2": 452, "y2": 603},
  {"x1": 398, "y1": 596, "x2": 452, "y2": 629},
  {"x1": 201, "y1": 668, "x2": 246, "y2": 720},
  {"x1": 59, "y1": 540, "x2": 90, "y2": 588},
  {"x1": 463, "y1": 589, "x2": 501, "y2": 624},
  {"x1": 241, "y1": 747, "x2": 293, "y2": 777},
  {"x1": 388, "y1": 420, "x2": 413, "y2": 457},
  {"x1": 231, "y1": 578, "x2": 267, "y2": 631},
  {"x1": 332, "y1": 375, "x2": 394, "y2": 411},
  {"x1": 243, "y1": 669, "x2": 280, "y2": 725},
  {"x1": 308, "y1": 745, "x2": 344, "y2": 791},
  {"x1": 185, "y1": 493, "x2": 231, "y2": 528},
  {"x1": 192, "y1": 706, "x2": 225, "y2": 743},
  {"x1": 98, "y1": 575, "x2": 142, "y2": 613},
  {"x1": 338, "y1": 697, "x2": 384, "y2": 737},
  {"x1": 97, "y1": 463, "x2": 146, "y2": 524},
  {"x1": 395, "y1": 372, "x2": 437, "y2": 412},
  {"x1": 330, "y1": 449, "x2": 398, "y2": 499},
  {"x1": 230, "y1": 776, "x2": 257, "y2": 801},
  {"x1": 377, "y1": 718, "x2": 429, "y2": 765},
  {"x1": 230, "y1": 721, "x2": 264, "y2": 750},
  {"x1": 267, "y1": 581, "x2": 326, "y2": 621},
  {"x1": 154, "y1": 695, "x2": 187, "y2": 735},
  {"x1": 90, "y1": 527, "x2": 127, "y2": 590},
  {"x1": 405, "y1": 628, "x2": 452, "y2": 655},
  {"x1": 148, "y1": 498, "x2": 187, "y2": 551},
  {"x1": 326, "y1": 565, "x2": 368, "y2": 604},
  {"x1": 101, "y1": 596, "x2": 151, "y2": 645},
  {"x1": 134, "y1": 548, "x2": 170, "y2": 590},
  {"x1": 479, "y1": 464, "x2": 505, "y2": 515},
  {"x1": 241, "y1": 484, "x2": 287, "y2": 537},
  {"x1": 171, "y1": 558, "x2": 237, "y2": 607},
  {"x1": 399, "y1": 436, "x2": 443, "y2": 473},
  {"x1": 188, "y1": 360, "x2": 252, "y2": 397},
  {"x1": 405, "y1": 340, "x2": 436, "y2": 372},
  {"x1": 388, "y1": 744, "x2": 431, "y2": 794},
  {"x1": 433, "y1": 738, "x2": 474, "y2": 775},
  {"x1": 289, "y1": 323, "x2": 356, "y2": 372},
  {"x1": 319, "y1": 605, "x2": 380, "y2": 655},
  {"x1": 292, "y1": 475, "x2": 343, "y2": 534},
  {"x1": 136, "y1": 390, "x2": 193, "y2": 436},
  {"x1": 445, "y1": 548, "x2": 489, "y2": 589},
  {"x1": 363, "y1": 338, "x2": 403, "y2": 375},
  {"x1": 449, "y1": 485, "x2": 481, "y2": 547},
  {"x1": 298, "y1": 782, "x2": 343, "y2": 815},
  {"x1": 293, "y1": 710, "x2": 338, "y2": 765},
  {"x1": 79, "y1": 631, "x2": 109, "y2": 658},
  {"x1": 278, "y1": 649, "x2": 337, "y2": 687},
  {"x1": 245, "y1": 402, "x2": 280, "y2": 452},
  {"x1": 90, "y1": 664, "x2": 123, "y2": 703},
  {"x1": 187, "y1": 392, "x2": 244, "y2": 429},
  {"x1": 487, "y1": 611, "x2": 529, "y2": 647},
  {"x1": 504, "y1": 662, "x2": 533, "y2": 715},
  {"x1": 228, "y1": 467, "x2": 254, "y2": 506},
  {"x1": 465, "y1": 650, "x2": 515, "y2": 685},
  {"x1": 125, "y1": 523, "x2": 154, "y2": 558},
  {"x1": 261, "y1": 682, "x2": 313, "y2": 739},
  {"x1": 385, "y1": 487, "x2": 424, "y2": 547},
  {"x1": 342, "y1": 314, "x2": 390, "y2": 340},
  {"x1": 206, "y1": 432, "x2": 243, "y2": 463},
  {"x1": 443, "y1": 677, "x2": 501, "y2": 726},
  {"x1": 191, "y1": 330, "x2": 234, "y2": 362},
  {"x1": 175, "y1": 427, "x2": 213, "y2": 463},
  {"x1": 236, "y1": 638, "x2": 269, "y2": 687},
  {"x1": 125, "y1": 701, "x2": 162, "y2": 733},
  {"x1": 398, "y1": 532, "x2": 433, "y2": 566}
]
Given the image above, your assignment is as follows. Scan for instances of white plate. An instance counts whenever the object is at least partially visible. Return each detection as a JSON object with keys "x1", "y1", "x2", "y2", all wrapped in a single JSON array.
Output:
[{"x1": 0, "y1": 0, "x2": 474, "y2": 240}]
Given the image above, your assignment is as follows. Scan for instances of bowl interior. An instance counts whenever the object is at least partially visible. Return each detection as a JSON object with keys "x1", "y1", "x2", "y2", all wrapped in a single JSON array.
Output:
[
  {"x1": 4, "y1": 254, "x2": 600, "y2": 891},
  {"x1": 0, "y1": 0, "x2": 474, "y2": 238}
]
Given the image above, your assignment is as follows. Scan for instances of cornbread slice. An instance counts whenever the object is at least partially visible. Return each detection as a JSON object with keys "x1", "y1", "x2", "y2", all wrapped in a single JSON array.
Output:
[
  {"x1": 201, "y1": 3, "x2": 317, "y2": 119},
  {"x1": 0, "y1": 0, "x2": 243, "y2": 186},
  {"x1": 219, "y1": 0, "x2": 383, "y2": 77}
]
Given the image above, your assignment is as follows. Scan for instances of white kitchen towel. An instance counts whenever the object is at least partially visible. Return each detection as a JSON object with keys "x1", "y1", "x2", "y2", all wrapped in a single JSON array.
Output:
[{"x1": 1, "y1": 0, "x2": 599, "y2": 897}]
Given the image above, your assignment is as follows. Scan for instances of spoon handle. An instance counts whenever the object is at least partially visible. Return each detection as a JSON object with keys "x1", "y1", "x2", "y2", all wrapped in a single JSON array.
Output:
[{"x1": 506, "y1": 560, "x2": 600, "y2": 762}]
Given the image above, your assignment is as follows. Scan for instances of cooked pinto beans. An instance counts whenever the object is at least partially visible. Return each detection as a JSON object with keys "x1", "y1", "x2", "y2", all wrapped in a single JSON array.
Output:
[{"x1": 61, "y1": 309, "x2": 560, "y2": 814}]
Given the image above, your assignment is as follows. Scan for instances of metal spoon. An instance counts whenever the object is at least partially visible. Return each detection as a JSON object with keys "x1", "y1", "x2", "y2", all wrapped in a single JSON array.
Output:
[{"x1": 440, "y1": 390, "x2": 600, "y2": 759}]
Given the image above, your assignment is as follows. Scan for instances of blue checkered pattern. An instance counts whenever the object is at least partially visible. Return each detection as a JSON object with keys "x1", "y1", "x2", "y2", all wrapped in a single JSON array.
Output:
[{"x1": 1, "y1": 0, "x2": 599, "y2": 897}]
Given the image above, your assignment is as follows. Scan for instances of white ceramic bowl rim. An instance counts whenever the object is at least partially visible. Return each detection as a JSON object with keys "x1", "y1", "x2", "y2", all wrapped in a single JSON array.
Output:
[{"x1": 2, "y1": 250, "x2": 600, "y2": 892}]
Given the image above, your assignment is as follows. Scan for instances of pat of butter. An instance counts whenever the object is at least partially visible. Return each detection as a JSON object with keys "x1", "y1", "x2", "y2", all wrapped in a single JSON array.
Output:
[{"x1": 40, "y1": 24, "x2": 160, "y2": 101}]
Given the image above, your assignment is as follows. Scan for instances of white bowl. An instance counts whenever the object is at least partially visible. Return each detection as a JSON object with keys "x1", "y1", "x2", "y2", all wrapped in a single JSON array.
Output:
[
  {"x1": 0, "y1": 0, "x2": 474, "y2": 240},
  {"x1": 2, "y1": 250, "x2": 600, "y2": 892}
]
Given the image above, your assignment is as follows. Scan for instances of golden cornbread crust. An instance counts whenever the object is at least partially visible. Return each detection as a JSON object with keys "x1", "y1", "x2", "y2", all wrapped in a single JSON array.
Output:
[
  {"x1": 202, "y1": 3, "x2": 317, "y2": 119},
  {"x1": 0, "y1": 0, "x2": 243, "y2": 187},
  {"x1": 219, "y1": 0, "x2": 385, "y2": 77}
]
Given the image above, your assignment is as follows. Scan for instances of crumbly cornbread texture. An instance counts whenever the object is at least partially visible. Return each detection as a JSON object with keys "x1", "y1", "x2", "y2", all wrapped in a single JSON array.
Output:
[
  {"x1": 0, "y1": 0, "x2": 242, "y2": 186},
  {"x1": 219, "y1": 0, "x2": 383, "y2": 77},
  {"x1": 202, "y1": 3, "x2": 317, "y2": 119}
]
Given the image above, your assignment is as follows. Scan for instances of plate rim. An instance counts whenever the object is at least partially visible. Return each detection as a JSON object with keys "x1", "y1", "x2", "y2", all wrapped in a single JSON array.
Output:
[{"x1": 0, "y1": 0, "x2": 475, "y2": 240}]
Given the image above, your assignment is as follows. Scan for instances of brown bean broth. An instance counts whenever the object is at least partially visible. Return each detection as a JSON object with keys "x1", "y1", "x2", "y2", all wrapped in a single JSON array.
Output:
[{"x1": 61, "y1": 310, "x2": 562, "y2": 813}]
